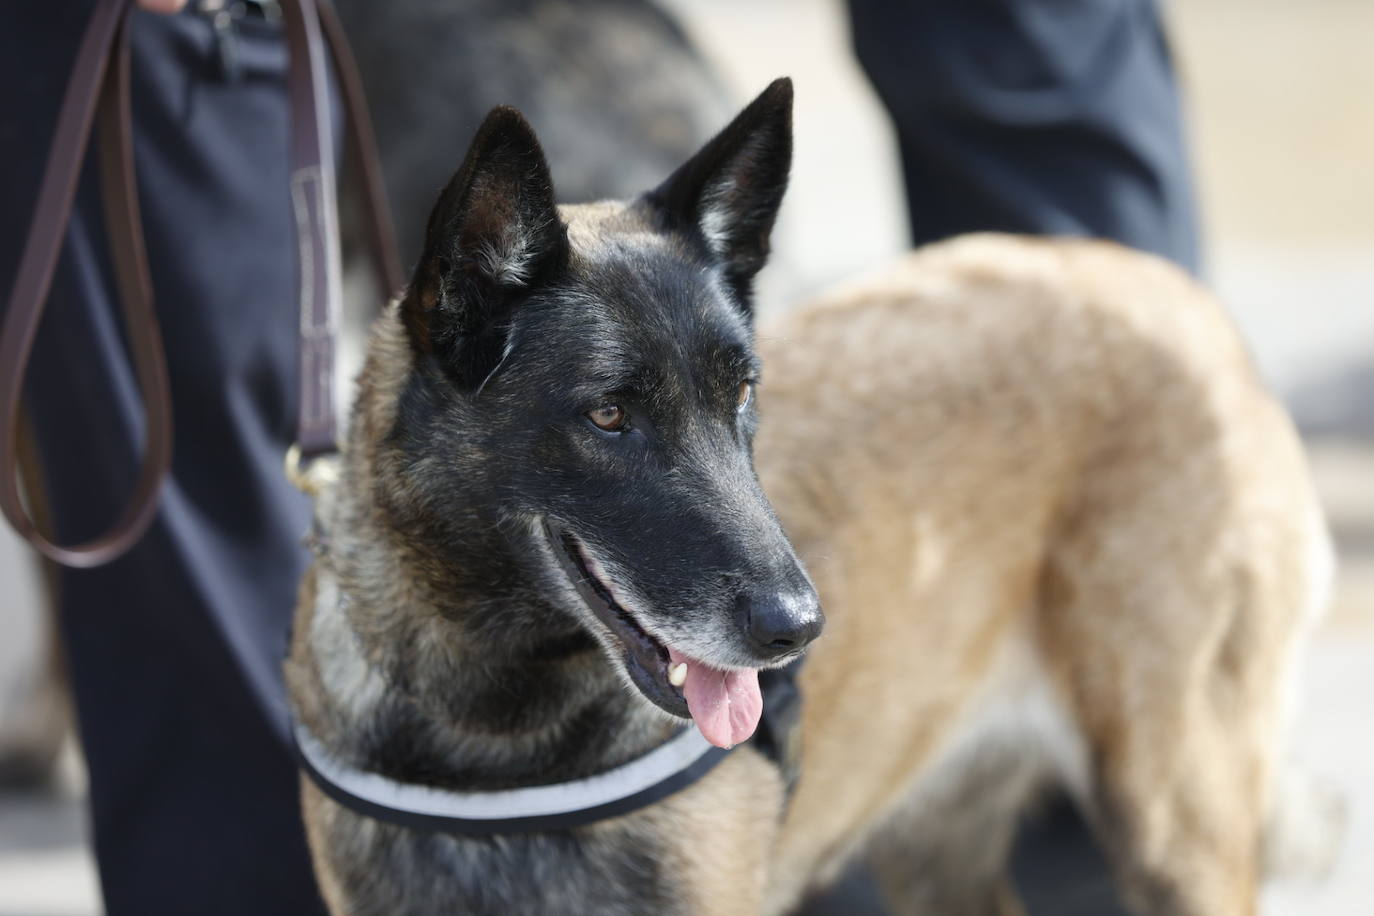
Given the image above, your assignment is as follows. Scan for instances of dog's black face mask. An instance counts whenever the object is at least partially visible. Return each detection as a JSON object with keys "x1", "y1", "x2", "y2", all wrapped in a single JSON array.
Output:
[{"x1": 394, "y1": 79, "x2": 820, "y2": 748}]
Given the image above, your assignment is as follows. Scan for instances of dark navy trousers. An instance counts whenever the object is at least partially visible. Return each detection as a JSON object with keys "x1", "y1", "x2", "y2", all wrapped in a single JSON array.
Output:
[
  {"x1": 2, "y1": 6, "x2": 326, "y2": 914},
  {"x1": 2, "y1": 1, "x2": 1193, "y2": 914},
  {"x1": 850, "y1": 0, "x2": 1199, "y2": 274}
]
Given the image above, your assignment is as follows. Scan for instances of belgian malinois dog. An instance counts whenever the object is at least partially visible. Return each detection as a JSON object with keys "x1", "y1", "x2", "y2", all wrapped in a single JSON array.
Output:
[{"x1": 287, "y1": 79, "x2": 1337, "y2": 915}]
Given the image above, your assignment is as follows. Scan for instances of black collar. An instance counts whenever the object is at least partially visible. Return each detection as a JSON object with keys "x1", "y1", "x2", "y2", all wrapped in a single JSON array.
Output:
[
  {"x1": 292, "y1": 717, "x2": 734, "y2": 835},
  {"x1": 291, "y1": 655, "x2": 805, "y2": 835}
]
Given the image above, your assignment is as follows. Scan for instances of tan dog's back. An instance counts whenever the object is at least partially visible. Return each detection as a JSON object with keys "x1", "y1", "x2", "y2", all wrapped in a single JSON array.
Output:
[{"x1": 755, "y1": 236, "x2": 1332, "y2": 914}]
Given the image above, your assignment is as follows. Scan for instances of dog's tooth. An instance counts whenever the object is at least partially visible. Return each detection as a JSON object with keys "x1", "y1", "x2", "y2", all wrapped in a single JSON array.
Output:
[{"x1": 668, "y1": 662, "x2": 688, "y2": 687}]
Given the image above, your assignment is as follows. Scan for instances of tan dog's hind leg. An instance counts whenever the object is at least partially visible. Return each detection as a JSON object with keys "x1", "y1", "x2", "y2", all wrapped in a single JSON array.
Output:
[
  {"x1": 1036, "y1": 453, "x2": 1323, "y2": 915},
  {"x1": 1040, "y1": 574, "x2": 1261, "y2": 912}
]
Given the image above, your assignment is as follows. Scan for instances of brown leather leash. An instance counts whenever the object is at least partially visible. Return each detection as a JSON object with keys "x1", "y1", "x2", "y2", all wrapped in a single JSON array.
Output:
[{"x1": 0, "y1": 0, "x2": 402, "y2": 568}]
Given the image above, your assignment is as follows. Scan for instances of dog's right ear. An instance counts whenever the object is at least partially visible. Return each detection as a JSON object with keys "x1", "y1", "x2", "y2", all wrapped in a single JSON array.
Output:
[{"x1": 403, "y1": 106, "x2": 567, "y2": 387}]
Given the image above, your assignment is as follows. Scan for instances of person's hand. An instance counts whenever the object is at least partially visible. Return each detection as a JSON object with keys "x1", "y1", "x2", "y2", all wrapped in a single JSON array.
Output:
[{"x1": 139, "y1": 0, "x2": 188, "y2": 12}]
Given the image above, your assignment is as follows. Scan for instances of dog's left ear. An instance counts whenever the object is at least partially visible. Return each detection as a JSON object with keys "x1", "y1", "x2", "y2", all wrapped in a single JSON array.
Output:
[
  {"x1": 404, "y1": 106, "x2": 567, "y2": 387},
  {"x1": 647, "y1": 77, "x2": 793, "y2": 313}
]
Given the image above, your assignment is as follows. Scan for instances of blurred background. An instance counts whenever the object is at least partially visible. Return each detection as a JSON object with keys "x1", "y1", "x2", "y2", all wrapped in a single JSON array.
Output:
[{"x1": 2, "y1": 0, "x2": 1370, "y2": 912}]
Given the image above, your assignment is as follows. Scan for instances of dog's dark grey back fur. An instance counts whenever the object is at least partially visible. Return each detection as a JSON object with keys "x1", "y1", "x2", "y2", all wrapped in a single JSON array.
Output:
[
  {"x1": 333, "y1": 0, "x2": 730, "y2": 268},
  {"x1": 289, "y1": 81, "x2": 806, "y2": 914}
]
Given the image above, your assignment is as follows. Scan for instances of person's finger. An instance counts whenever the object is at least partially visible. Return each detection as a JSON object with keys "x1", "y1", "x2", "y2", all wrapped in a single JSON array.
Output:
[{"x1": 138, "y1": 0, "x2": 189, "y2": 13}]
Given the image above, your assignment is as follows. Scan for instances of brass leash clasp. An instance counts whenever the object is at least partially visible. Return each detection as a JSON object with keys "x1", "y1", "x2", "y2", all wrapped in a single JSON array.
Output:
[{"x1": 284, "y1": 443, "x2": 340, "y2": 497}]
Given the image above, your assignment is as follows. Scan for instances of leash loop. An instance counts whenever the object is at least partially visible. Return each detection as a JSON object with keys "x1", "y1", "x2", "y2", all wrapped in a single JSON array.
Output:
[
  {"x1": 0, "y1": 0, "x2": 401, "y2": 566},
  {"x1": 0, "y1": 0, "x2": 166, "y2": 568}
]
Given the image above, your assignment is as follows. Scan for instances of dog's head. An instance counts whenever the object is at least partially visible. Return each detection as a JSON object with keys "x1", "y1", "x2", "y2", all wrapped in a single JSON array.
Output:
[{"x1": 391, "y1": 79, "x2": 819, "y2": 748}]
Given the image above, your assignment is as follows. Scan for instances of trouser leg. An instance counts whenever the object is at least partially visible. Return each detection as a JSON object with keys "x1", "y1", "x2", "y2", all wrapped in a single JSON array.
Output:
[
  {"x1": 848, "y1": 0, "x2": 1200, "y2": 272},
  {"x1": 2, "y1": 6, "x2": 326, "y2": 914}
]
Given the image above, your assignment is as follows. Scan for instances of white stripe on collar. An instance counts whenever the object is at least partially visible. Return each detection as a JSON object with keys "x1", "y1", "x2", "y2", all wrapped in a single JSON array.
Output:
[{"x1": 293, "y1": 717, "x2": 723, "y2": 828}]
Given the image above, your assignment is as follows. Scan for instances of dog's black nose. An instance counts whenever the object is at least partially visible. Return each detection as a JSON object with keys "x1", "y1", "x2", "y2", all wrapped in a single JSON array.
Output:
[{"x1": 736, "y1": 588, "x2": 823, "y2": 659}]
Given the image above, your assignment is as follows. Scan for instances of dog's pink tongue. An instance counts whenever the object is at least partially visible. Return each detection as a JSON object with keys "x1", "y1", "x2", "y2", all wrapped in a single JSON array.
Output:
[{"x1": 668, "y1": 648, "x2": 762, "y2": 749}]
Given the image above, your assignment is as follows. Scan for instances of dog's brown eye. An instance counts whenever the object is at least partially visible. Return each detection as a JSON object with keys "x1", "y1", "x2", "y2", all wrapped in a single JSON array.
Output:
[
  {"x1": 736, "y1": 381, "x2": 753, "y2": 411},
  {"x1": 587, "y1": 404, "x2": 627, "y2": 431}
]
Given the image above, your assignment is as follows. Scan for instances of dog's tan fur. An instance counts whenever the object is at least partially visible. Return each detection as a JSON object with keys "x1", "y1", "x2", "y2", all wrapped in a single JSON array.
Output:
[
  {"x1": 291, "y1": 228, "x2": 1332, "y2": 915},
  {"x1": 752, "y1": 234, "x2": 1331, "y2": 914}
]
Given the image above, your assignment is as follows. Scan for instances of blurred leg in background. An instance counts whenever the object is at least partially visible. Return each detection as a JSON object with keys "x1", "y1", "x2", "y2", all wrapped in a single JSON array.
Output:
[
  {"x1": 1, "y1": 5, "x2": 325, "y2": 913},
  {"x1": 849, "y1": 0, "x2": 1200, "y2": 274}
]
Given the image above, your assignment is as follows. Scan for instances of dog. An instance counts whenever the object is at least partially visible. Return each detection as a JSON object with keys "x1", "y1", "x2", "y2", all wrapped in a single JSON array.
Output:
[{"x1": 286, "y1": 79, "x2": 1337, "y2": 915}]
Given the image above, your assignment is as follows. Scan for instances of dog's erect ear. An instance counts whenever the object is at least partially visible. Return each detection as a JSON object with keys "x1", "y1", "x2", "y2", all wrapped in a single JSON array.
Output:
[
  {"x1": 403, "y1": 106, "x2": 567, "y2": 385},
  {"x1": 647, "y1": 77, "x2": 793, "y2": 312}
]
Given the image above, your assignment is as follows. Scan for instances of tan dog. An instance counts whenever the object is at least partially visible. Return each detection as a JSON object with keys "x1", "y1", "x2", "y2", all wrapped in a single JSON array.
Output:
[
  {"x1": 755, "y1": 235, "x2": 1335, "y2": 914},
  {"x1": 287, "y1": 81, "x2": 1334, "y2": 915}
]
